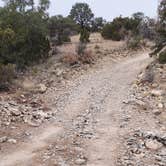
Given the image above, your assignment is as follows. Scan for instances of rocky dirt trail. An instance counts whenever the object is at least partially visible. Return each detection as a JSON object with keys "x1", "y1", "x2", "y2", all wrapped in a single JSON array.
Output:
[{"x1": 0, "y1": 51, "x2": 155, "y2": 166}]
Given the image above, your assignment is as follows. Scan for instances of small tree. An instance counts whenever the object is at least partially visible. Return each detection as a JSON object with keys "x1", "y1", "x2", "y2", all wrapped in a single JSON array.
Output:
[{"x1": 69, "y1": 3, "x2": 94, "y2": 42}]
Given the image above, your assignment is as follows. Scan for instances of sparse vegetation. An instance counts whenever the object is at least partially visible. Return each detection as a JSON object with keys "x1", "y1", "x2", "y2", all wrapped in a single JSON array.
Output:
[
  {"x1": 61, "y1": 54, "x2": 78, "y2": 66},
  {"x1": 159, "y1": 50, "x2": 166, "y2": 63},
  {"x1": 127, "y1": 37, "x2": 142, "y2": 50},
  {"x1": 78, "y1": 50, "x2": 95, "y2": 64},
  {"x1": 0, "y1": 63, "x2": 15, "y2": 90},
  {"x1": 150, "y1": 0, "x2": 166, "y2": 63}
]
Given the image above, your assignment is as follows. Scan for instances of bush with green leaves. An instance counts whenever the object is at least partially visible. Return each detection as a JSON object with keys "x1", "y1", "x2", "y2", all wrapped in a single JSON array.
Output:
[
  {"x1": 49, "y1": 15, "x2": 78, "y2": 45},
  {"x1": 101, "y1": 13, "x2": 150, "y2": 41},
  {"x1": 0, "y1": 63, "x2": 15, "y2": 90},
  {"x1": 0, "y1": 0, "x2": 50, "y2": 69},
  {"x1": 101, "y1": 16, "x2": 132, "y2": 41},
  {"x1": 80, "y1": 28, "x2": 90, "y2": 43},
  {"x1": 159, "y1": 50, "x2": 166, "y2": 64}
]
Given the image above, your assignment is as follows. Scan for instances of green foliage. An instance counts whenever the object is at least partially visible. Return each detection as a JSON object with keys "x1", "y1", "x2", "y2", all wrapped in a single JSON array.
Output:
[
  {"x1": 158, "y1": 0, "x2": 166, "y2": 26},
  {"x1": 101, "y1": 22, "x2": 122, "y2": 41},
  {"x1": 91, "y1": 17, "x2": 105, "y2": 32},
  {"x1": 69, "y1": 3, "x2": 94, "y2": 28},
  {"x1": 159, "y1": 50, "x2": 166, "y2": 64},
  {"x1": 80, "y1": 28, "x2": 90, "y2": 43},
  {"x1": 101, "y1": 16, "x2": 138, "y2": 41},
  {"x1": 101, "y1": 13, "x2": 149, "y2": 41},
  {"x1": 49, "y1": 15, "x2": 78, "y2": 45},
  {"x1": 150, "y1": 0, "x2": 166, "y2": 57},
  {"x1": 0, "y1": 63, "x2": 15, "y2": 90},
  {"x1": 0, "y1": 0, "x2": 50, "y2": 69},
  {"x1": 69, "y1": 3, "x2": 94, "y2": 42},
  {"x1": 132, "y1": 12, "x2": 144, "y2": 21}
]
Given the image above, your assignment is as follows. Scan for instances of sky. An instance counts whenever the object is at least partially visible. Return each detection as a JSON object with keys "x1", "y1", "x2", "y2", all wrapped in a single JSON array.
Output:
[{"x1": 0, "y1": 0, "x2": 158, "y2": 20}]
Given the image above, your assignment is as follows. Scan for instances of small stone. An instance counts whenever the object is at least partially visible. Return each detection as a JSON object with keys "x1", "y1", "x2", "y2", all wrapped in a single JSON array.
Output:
[
  {"x1": 151, "y1": 90, "x2": 164, "y2": 97},
  {"x1": 153, "y1": 109, "x2": 162, "y2": 116},
  {"x1": 145, "y1": 139, "x2": 163, "y2": 150},
  {"x1": 75, "y1": 158, "x2": 86, "y2": 165},
  {"x1": 10, "y1": 108, "x2": 21, "y2": 116},
  {"x1": 158, "y1": 103, "x2": 164, "y2": 109},
  {"x1": 56, "y1": 69, "x2": 63, "y2": 77},
  {"x1": 37, "y1": 84, "x2": 47, "y2": 93},
  {"x1": 0, "y1": 136, "x2": 8, "y2": 143},
  {"x1": 151, "y1": 83, "x2": 158, "y2": 88},
  {"x1": 135, "y1": 100, "x2": 147, "y2": 109},
  {"x1": 122, "y1": 100, "x2": 129, "y2": 104},
  {"x1": 8, "y1": 139, "x2": 17, "y2": 144}
]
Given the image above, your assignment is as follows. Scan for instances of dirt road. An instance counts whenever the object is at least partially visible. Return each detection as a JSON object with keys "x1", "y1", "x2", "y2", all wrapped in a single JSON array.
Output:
[{"x1": 0, "y1": 52, "x2": 151, "y2": 166}]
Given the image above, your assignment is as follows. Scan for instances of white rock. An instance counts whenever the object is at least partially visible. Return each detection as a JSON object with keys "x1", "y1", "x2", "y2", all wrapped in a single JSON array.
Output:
[
  {"x1": 56, "y1": 69, "x2": 64, "y2": 77},
  {"x1": 151, "y1": 90, "x2": 164, "y2": 97},
  {"x1": 158, "y1": 103, "x2": 164, "y2": 109},
  {"x1": 145, "y1": 139, "x2": 163, "y2": 150},
  {"x1": 37, "y1": 84, "x2": 47, "y2": 93},
  {"x1": 8, "y1": 139, "x2": 17, "y2": 144},
  {"x1": 0, "y1": 136, "x2": 8, "y2": 143},
  {"x1": 151, "y1": 83, "x2": 158, "y2": 88},
  {"x1": 75, "y1": 158, "x2": 86, "y2": 165},
  {"x1": 10, "y1": 108, "x2": 21, "y2": 116}
]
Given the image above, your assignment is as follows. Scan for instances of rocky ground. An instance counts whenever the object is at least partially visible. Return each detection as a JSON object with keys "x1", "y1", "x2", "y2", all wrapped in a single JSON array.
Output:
[
  {"x1": 0, "y1": 34, "x2": 165, "y2": 166},
  {"x1": 118, "y1": 61, "x2": 166, "y2": 166}
]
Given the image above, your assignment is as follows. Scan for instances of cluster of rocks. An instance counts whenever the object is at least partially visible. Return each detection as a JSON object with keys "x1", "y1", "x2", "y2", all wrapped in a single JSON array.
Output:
[
  {"x1": 134, "y1": 62, "x2": 166, "y2": 124},
  {"x1": 119, "y1": 61, "x2": 166, "y2": 165},
  {"x1": 118, "y1": 130, "x2": 166, "y2": 166},
  {"x1": 0, "y1": 94, "x2": 54, "y2": 128}
]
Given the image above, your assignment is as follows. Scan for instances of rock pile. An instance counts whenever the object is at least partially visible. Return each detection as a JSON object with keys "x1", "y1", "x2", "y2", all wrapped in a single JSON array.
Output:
[
  {"x1": 0, "y1": 94, "x2": 53, "y2": 128},
  {"x1": 118, "y1": 130, "x2": 166, "y2": 166}
]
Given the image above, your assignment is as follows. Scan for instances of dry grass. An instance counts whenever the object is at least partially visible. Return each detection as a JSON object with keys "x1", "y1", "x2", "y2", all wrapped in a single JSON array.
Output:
[
  {"x1": 78, "y1": 50, "x2": 95, "y2": 64},
  {"x1": 58, "y1": 33, "x2": 125, "y2": 67},
  {"x1": 61, "y1": 54, "x2": 79, "y2": 66}
]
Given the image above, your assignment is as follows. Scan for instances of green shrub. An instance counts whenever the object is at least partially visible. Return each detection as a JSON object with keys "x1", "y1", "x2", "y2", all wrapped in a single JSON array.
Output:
[
  {"x1": 0, "y1": 2, "x2": 50, "y2": 69},
  {"x1": 49, "y1": 15, "x2": 78, "y2": 45},
  {"x1": 159, "y1": 50, "x2": 166, "y2": 64},
  {"x1": 101, "y1": 23, "x2": 122, "y2": 41},
  {"x1": 0, "y1": 63, "x2": 15, "y2": 90},
  {"x1": 80, "y1": 28, "x2": 90, "y2": 43}
]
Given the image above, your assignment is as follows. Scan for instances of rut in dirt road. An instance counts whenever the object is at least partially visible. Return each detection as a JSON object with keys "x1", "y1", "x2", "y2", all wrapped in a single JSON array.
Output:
[{"x1": 0, "y1": 53, "x2": 151, "y2": 166}]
